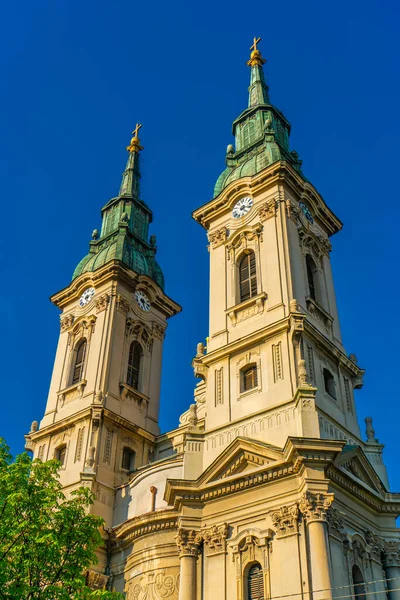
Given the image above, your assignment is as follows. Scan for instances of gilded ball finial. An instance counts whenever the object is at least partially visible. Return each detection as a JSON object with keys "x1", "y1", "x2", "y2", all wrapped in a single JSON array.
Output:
[
  {"x1": 247, "y1": 36, "x2": 266, "y2": 67},
  {"x1": 127, "y1": 122, "x2": 144, "y2": 153}
]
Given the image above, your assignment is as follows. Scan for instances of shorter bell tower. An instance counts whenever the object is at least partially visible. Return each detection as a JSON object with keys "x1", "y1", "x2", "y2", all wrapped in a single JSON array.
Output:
[{"x1": 25, "y1": 125, "x2": 181, "y2": 529}]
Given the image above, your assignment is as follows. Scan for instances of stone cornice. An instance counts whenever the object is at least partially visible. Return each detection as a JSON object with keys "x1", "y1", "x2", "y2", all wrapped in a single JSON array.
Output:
[
  {"x1": 192, "y1": 161, "x2": 342, "y2": 235},
  {"x1": 112, "y1": 508, "x2": 179, "y2": 545},
  {"x1": 50, "y1": 261, "x2": 181, "y2": 318},
  {"x1": 165, "y1": 438, "x2": 344, "y2": 510},
  {"x1": 102, "y1": 409, "x2": 156, "y2": 443},
  {"x1": 327, "y1": 465, "x2": 400, "y2": 514}
]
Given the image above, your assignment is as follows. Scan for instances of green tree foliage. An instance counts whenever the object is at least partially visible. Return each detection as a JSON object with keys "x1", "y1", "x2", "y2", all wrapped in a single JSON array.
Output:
[{"x1": 0, "y1": 438, "x2": 124, "y2": 599}]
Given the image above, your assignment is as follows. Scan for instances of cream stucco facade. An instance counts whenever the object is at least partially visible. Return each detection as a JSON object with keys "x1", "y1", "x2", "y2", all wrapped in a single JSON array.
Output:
[{"x1": 25, "y1": 43, "x2": 400, "y2": 600}]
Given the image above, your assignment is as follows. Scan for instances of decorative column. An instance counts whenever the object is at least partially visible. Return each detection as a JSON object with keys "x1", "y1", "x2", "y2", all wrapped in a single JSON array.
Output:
[
  {"x1": 175, "y1": 528, "x2": 202, "y2": 600},
  {"x1": 383, "y1": 542, "x2": 400, "y2": 600},
  {"x1": 300, "y1": 492, "x2": 334, "y2": 600}
]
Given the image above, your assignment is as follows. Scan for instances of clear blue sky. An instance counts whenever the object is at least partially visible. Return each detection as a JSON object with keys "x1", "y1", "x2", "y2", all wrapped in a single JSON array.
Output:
[{"x1": 1, "y1": 0, "x2": 399, "y2": 490}]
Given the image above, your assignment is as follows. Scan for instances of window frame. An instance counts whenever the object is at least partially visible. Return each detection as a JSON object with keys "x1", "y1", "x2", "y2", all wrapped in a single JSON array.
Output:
[
  {"x1": 241, "y1": 364, "x2": 258, "y2": 394},
  {"x1": 71, "y1": 338, "x2": 87, "y2": 385},
  {"x1": 246, "y1": 562, "x2": 264, "y2": 600},
  {"x1": 323, "y1": 368, "x2": 336, "y2": 399},
  {"x1": 239, "y1": 251, "x2": 258, "y2": 303},
  {"x1": 121, "y1": 447, "x2": 136, "y2": 472},
  {"x1": 127, "y1": 341, "x2": 142, "y2": 390},
  {"x1": 55, "y1": 444, "x2": 67, "y2": 467}
]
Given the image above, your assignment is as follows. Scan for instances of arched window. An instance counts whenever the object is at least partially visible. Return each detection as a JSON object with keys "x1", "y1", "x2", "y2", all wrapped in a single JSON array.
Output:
[
  {"x1": 241, "y1": 365, "x2": 258, "y2": 393},
  {"x1": 72, "y1": 339, "x2": 87, "y2": 385},
  {"x1": 323, "y1": 368, "x2": 336, "y2": 399},
  {"x1": 239, "y1": 252, "x2": 257, "y2": 302},
  {"x1": 121, "y1": 447, "x2": 136, "y2": 471},
  {"x1": 56, "y1": 445, "x2": 67, "y2": 467},
  {"x1": 247, "y1": 563, "x2": 264, "y2": 600},
  {"x1": 306, "y1": 255, "x2": 317, "y2": 301},
  {"x1": 352, "y1": 565, "x2": 366, "y2": 600},
  {"x1": 127, "y1": 342, "x2": 141, "y2": 390}
]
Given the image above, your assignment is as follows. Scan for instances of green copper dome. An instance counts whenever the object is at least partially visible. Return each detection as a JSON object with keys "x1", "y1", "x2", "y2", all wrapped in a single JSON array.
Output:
[
  {"x1": 213, "y1": 41, "x2": 303, "y2": 198},
  {"x1": 72, "y1": 128, "x2": 165, "y2": 290}
]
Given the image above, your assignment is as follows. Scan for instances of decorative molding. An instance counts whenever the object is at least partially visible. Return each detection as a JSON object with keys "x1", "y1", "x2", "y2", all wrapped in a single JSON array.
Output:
[
  {"x1": 60, "y1": 314, "x2": 74, "y2": 332},
  {"x1": 299, "y1": 229, "x2": 331, "y2": 265},
  {"x1": 226, "y1": 223, "x2": 263, "y2": 261},
  {"x1": 119, "y1": 383, "x2": 148, "y2": 412},
  {"x1": 299, "y1": 491, "x2": 334, "y2": 524},
  {"x1": 270, "y1": 504, "x2": 299, "y2": 537},
  {"x1": 383, "y1": 541, "x2": 400, "y2": 568},
  {"x1": 227, "y1": 292, "x2": 267, "y2": 326},
  {"x1": 327, "y1": 507, "x2": 345, "y2": 536},
  {"x1": 285, "y1": 199, "x2": 301, "y2": 224},
  {"x1": 116, "y1": 294, "x2": 131, "y2": 315},
  {"x1": 258, "y1": 198, "x2": 278, "y2": 222},
  {"x1": 208, "y1": 227, "x2": 228, "y2": 248},
  {"x1": 67, "y1": 315, "x2": 96, "y2": 345},
  {"x1": 125, "y1": 318, "x2": 153, "y2": 350},
  {"x1": 306, "y1": 296, "x2": 333, "y2": 336},
  {"x1": 126, "y1": 570, "x2": 179, "y2": 600},
  {"x1": 57, "y1": 380, "x2": 87, "y2": 406},
  {"x1": 95, "y1": 293, "x2": 110, "y2": 313},
  {"x1": 202, "y1": 523, "x2": 229, "y2": 554},
  {"x1": 152, "y1": 322, "x2": 167, "y2": 341},
  {"x1": 272, "y1": 342, "x2": 283, "y2": 382},
  {"x1": 175, "y1": 528, "x2": 202, "y2": 558},
  {"x1": 215, "y1": 367, "x2": 224, "y2": 406},
  {"x1": 365, "y1": 531, "x2": 385, "y2": 562}
]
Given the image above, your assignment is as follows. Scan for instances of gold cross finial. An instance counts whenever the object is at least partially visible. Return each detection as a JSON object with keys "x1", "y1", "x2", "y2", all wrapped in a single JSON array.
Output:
[
  {"x1": 250, "y1": 37, "x2": 261, "y2": 52},
  {"x1": 132, "y1": 123, "x2": 142, "y2": 138},
  {"x1": 127, "y1": 123, "x2": 144, "y2": 153},
  {"x1": 247, "y1": 36, "x2": 266, "y2": 67}
]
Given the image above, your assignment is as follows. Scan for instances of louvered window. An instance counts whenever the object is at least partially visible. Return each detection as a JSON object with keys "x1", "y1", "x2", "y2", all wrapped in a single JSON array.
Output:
[
  {"x1": 306, "y1": 255, "x2": 316, "y2": 301},
  {"x1": 72, "y1": 340, "x2": 87, "y2": 384},
  {"x1": 242, "y1": 365, "x2": 258, "y2": 393},
  {"x1": 121, "y1": 447, "x2": 136, "y2": 471},
  {"x1": 127, "y1": 342, "x2": 141, "y2": 390},
  {"x1": 239, "y1": 252, "x2": 257, "y2": 302},
  {"x1": 248, "y1": 563, "x2": 264, "y2": 600}
]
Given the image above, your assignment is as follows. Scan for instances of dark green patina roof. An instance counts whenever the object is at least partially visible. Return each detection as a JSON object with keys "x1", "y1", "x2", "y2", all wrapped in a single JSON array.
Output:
[
  {"x1": 213, "y1": 43, "x2": 303, "y2": 198},
  {"x1": 72, "y1": 132, "x2": 165, "y2": 290}
]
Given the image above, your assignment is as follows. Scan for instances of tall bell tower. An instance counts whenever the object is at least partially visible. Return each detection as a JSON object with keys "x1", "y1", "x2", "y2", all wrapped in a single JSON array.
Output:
[
  {"x1": 191, "y1": 38, "x2": 389, "y2": 487},
  {"x1": 25, "y1": 126, "x2": 180, "y2": 528}
]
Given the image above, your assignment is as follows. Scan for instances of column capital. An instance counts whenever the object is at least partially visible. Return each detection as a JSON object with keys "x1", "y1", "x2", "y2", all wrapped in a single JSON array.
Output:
[
  {"x1": 383, "y1": 541, "x2": 400, "y2": 568},
  {"x1": 175, "y1": 528, "x2": 202, "y2": 558},
  {"x1": 270, "y1": 504, "x2": 299, "y2": 537},
  {"x1": 202, "y1": 523, "x2": 229, "y2": 554},
  {"x1": 300, "y1": 491, "x2": 334, "y2": 524}
]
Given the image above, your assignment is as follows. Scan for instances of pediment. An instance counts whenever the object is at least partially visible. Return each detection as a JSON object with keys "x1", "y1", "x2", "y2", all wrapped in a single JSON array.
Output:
[
  {"x1": 199, "y1": 437, "x2": 283, "y2": 486},
  {"x1": 336, "y1": 447, "x2": 385, "y2": 494}
]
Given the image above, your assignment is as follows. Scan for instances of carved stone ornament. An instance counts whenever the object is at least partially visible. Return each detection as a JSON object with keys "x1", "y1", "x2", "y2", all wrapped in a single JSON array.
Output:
[
  {"x1": 327, "y1": 507, "x2": 345, "y2": 535},
  {"x1": 286, "y1": 199, "x2": 301, "y2": 224},
  {"x1": 126, "y1": 318, "x2": 153, "y2": 350},
  {"x1": 365, "y1": 531, "x2": 385, "y2": 561},
  {"x1": 95, "y1": 293, "x2": 110, "y2": 313},
  {"x1": 67, "y1": 315, "x2": 96, "y2": 346},
  {"x1": 175, "y1": 528, "x2": 202, "y2": 558},
  {"x1": 126, "y1": 569, "x2": 179, "y2": 600},
  {"x1": 208, "y1": 227, "x2": 227, "y2": 248},
  {"x1": 258, "y1": 198, "x2": 278, "y2": 222},
  {"x1": 299, "y1": 230, "x2": 331, "y2": 266},
  {"x1": 270, "y1": 504, "x2": 299, "y2": 537},
  {"x1": 116, "y1": 294, "x2": 131, "y2": 315},
  {"x1": 202, "y1": 523, "x2": 229, "y2": 554},
  {"x1": 60, "y1": 314, "x2": 74, "y2": 332},
  {"x1": 299, "y1": 491, "x2": 334, "y2": 524},
  {"x1": 383, "y1": 541, "x2": 400, "y2": 568},
  {"x1": 226, "y1": 223, "x2": 263, "y2": 261},
  {"x1": 152, "y1": 322, "x2": 167, "y2": 341}
]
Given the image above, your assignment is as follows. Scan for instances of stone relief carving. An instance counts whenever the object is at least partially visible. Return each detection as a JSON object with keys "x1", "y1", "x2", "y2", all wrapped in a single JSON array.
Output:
[
  {"x1": 299, "y1": 491, "x2": 334, "y2": 524},
  {"x1": 226, "y1": 224, "x2": 263, "y2": 261},
  {"x1": 95, "y1": 293, "x2": 110, "y2": 313},
  {"x1": 175, "y1": 528, "x2": 202, "y2": 557},
  {"x1": 258, "y1": 198, "x2": 278, "y2": 221},
  {"x1": 67, "y1": 315, "x2": 96, "y2": 345},
  {"x1": 125, "y1": 318, "x2": 153, "y2": 350},
  {"x1": 383, "y1": 541, "x2": 400, "y2": 567},
  {"x1": 126, "y1": 570, "x2": 180, "y2": 600},
  {"x1": 86, "y1": 569, "x2": 109, "y2": 591},
  {"x1": 202, "y1": 523, "x2": 229, "y2": 554},
  {"x1": 116, "y1": 294, "x2": 131, "y2": 315},
  {"x1": 152, "y1": 322, "x2": 167, "y2": 341},
  {"x1": 299, "y1": 230, "x2": 331, "y2": 266},
  {"x1": 208, "y1": 227, "x2": 228, "y2": 248},
  {"x1": 327, "y1": 507, "x2": 345, "y2": 536},
  {"x1": 270, "y1": 504, "x2": 299, "y2": 537},
  {"x1": 60, "y1": 314, "x2": 74, "y2": 332}
]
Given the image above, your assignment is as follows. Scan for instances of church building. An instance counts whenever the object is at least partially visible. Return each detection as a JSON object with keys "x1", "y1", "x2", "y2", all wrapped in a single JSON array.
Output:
[{"x1": 25, "y1": 39, "x2": 400, "y2": 600}]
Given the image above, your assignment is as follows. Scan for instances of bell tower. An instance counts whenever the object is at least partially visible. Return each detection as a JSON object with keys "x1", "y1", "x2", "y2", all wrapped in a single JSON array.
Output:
[
  {"x1": 192, "y1": 39, "x2": 388, "y2": 487},
  {"x1": 25, "y1": 126, "x2": 181, "y2": 527}
]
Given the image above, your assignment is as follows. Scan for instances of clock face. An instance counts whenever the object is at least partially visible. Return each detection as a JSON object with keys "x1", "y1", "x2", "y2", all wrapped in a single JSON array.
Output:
[
  {"x1": 232, "y1": 196, "x2": 253, "y2": 219},
  {"x1": 299, "y1": 201, "x2": 314, "y2": 224},
  {"x1": 135, "y1": 290, "x2": 151, "y2": 312},
  {"x1": 79, "y1": 287, "x2": 95, "y2": 307}
]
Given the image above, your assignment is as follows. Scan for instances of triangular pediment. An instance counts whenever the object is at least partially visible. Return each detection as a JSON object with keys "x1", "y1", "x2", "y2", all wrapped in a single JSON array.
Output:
[
  {"x1": 335, "y1": 446, "x2": 386, "y2": 494},
  {"x1": 199, "y1": 437, "x2": 283, "y2": 486}
]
